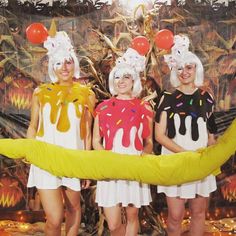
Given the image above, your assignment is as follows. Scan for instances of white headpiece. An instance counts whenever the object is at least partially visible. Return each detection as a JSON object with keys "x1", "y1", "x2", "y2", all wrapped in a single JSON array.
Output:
[
  {"x1": 44, "y1": 31, "x2": 80, "y2": 82},
  {"x1": 164, "y1": 34, "x2": 204, "y2": 88},
  {"x1": 164, "y1": 34, "x2": 190, "y2": 70},
  {"x1": 109, "y1": 48, "x2": 145, "y2": 97}
]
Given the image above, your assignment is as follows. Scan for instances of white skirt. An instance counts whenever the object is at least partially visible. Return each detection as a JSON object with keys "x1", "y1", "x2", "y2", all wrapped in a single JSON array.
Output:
[
  {"x1": 27, "y1": 164, "x2": 81, "y2": 191},
  {"x1": 96, "y1": 180, "x2": 152, "y2": 208},
  {"x1": 157, "y1": 116, "x2": 217, "y2": 198},
  {"x1": 157, "y1": 174, "x2": 216, "y2": 199}
]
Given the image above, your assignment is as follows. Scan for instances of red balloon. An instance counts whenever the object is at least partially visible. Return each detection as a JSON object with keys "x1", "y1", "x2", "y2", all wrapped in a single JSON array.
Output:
[
  {"x1": 131, "y1": 36, "x2": 150, "y2": 56},
  {"x1": 26, "y1": 23, "x2": 48, "y2": 44},
  {"x1": 154, "y1": 29, "x2": 174, "y2": 50}
]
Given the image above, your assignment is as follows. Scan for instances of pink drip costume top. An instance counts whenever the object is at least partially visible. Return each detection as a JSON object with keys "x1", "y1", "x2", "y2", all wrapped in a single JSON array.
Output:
[{"x1": 95, "y1": 97, "x2": 153, "y2": 151}]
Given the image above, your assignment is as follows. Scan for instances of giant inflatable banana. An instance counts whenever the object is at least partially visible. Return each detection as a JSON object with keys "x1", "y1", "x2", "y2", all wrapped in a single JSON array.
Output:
[{"x1": 0, "y1": 119, "x2": 235, "y2": 186}]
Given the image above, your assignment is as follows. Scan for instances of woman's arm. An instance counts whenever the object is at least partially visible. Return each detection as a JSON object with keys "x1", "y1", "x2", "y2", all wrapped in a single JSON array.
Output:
[
  {"x1": 26, "y1": 91, "x2": 40, "y2": 139},
  {"x1": 82, "y1": 94, "x2": 96, "y2": 189},
  {"x1": 155, "y1": 111, "x2": 185, "y2": 153},
  {"x1": 142, "y1": 105, "x2": 153, "y2": 155},
  {"x1": 92, "y1": 116, "x2": 104, "y2": 150},
  {"x1": 208, "y1": 132, "x2": 216, "y2": 146},
  {"x1": 84, "y1": 108, "x2": 93, "y2": 150},
  {"x1": 82, "y1": 108, "x2": 93, "y2": 189},
  {"x1": 84, "y1": 93, "x2": 96, "y2": 150}
]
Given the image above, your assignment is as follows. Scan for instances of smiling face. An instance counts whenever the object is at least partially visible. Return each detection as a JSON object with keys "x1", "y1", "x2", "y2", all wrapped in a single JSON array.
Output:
[
  {"x1": 113, "y1": 73, "x2": 134, "y2": 98},
  {"x1": 177, "y1": 63, "x2": 196, "y2": 86},
  {"x1": 54, "y1": 59, "x2": 75, "y2": 84}
]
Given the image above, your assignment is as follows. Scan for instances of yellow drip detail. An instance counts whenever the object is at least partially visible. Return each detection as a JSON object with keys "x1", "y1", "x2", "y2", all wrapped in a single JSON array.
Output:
[{"x1": 36, "y1": 82, "x2": 94, "y2": 139}]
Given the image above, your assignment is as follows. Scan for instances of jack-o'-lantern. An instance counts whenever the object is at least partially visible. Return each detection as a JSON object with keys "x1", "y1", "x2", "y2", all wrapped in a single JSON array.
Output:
[
  {"x1": 0, "y1": 173, "x2": 25, "y2": 210},
  {"x1": 221, "y1": 174, "x2": 236, "y2": 202},
  {"x1": 6, "y1": 72, "x2": 35, "y2": 110}
]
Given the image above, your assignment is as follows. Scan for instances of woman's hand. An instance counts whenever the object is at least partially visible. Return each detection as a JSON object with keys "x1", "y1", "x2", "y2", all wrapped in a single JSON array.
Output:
[
  {"x1": 81, "y1": 179, "x2": 91, "y2": 189},
  {"x1": 208, "y1": 133, "x2": 216, "y2": 146}
]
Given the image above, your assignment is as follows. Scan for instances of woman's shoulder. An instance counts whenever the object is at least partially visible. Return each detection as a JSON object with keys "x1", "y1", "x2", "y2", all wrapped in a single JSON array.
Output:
[
  {"x1": 197, "y1": 88, "x2": 215, "y2": 102},
  {"x1": 95, "y1": 97, "x2": 114, "y2": 112},
  {"x1": 159, "y1": 90, "x2": 174, "y2": 98},
  {"x1": 72, "y1": 81, "x2": 92, "y2": 92},
  {"x1": 34, "y1": 83, "x2": 53, "y2": 95},
  {"x1": 157, "y1": 90, "x2": 174, "y2": 103}
]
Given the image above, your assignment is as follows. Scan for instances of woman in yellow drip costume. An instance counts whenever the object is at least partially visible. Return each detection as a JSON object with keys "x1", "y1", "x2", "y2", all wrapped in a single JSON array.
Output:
[{"x1": 27, "y1": 31, "x2": 95, "y2": 236}]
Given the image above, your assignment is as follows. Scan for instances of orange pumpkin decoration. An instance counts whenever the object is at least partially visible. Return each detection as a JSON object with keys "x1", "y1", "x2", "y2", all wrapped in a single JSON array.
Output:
[
  {"x1": 6, "y1": 74, "x2": 35, "y2": 110},
  {"x1": 220, "y1": 174, "x2": 236, "y2": 202},
  {"x1": 0, "y1": 173, "x2": 25, "y2": 209}
]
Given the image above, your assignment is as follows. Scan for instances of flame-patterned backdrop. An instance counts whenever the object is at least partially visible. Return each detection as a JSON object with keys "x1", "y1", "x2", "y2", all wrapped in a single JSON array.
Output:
[{"x1": 0, "y1": 0, "x2": 235, "y2": 235}]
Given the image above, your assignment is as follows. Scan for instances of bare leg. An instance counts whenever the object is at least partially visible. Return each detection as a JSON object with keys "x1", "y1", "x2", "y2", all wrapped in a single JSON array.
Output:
[
  {"x1": 166, "y1": 197, "x2": 185, "y2": 236},
  {"x1": 104, "y1": 206, "x2": 126, "y2": 236},
  {"x1": 189, "y1": 196, "x2": 207, "y2": 236},
  {"x1": 63, "y1": 188, "x2": 81, "y2": 236},
  {"x1": 125, "y1": 206, "x2": 139, "y2": 236},
  {"x1": 33, "y1": 191, "x2": 41, "y2": 210},
  {"x1": 38, "y1": 188, "x2": 64, "y2": 236}
]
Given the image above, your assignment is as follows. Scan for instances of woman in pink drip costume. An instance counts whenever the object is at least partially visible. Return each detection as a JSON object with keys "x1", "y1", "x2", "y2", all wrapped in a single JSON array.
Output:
[{"x1": 93, "y1": 48, "x2": 153, "y2": 236}]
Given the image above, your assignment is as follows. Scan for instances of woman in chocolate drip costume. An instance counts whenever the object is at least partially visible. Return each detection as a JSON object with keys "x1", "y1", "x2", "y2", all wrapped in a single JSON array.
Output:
[
  {"x1": 27, "y1": 31, "x2": 95, "y2": 236},
  {"x1": 93, "y1": 48, "x2": 153, "y2": 236},
  {"x1": 155, "y1": 35, "x2": 217, "y2": 236}
]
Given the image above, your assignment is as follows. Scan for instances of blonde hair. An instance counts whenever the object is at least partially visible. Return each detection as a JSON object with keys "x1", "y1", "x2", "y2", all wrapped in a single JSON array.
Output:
[
  {"x1": 108, "y1": 48, "x2": 145, "y2": 97},
  {"x1": 44, "y1": 31, "x2": 80, "y2": 82},
  {"x1": 170, "y1": 51, "x2": 204, "y2": 88},
  {"x1": 108, "y1": 63, "x2": 142, "y2": 97},
  {"x1": 164, "y1": 34, "x2": 204, "y2": 88},
  {"x1": 47, "y1": 49, "x2": 80, "y2": 83}
]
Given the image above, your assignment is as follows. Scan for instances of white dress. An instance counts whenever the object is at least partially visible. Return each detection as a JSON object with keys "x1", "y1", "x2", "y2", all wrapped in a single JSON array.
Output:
[
  {"x1": 95, "y1": 97, "x2": 152, "y2": 208},
  {"x1": 156, "y1": 89, "x2": 217, "y2": 198},
  {"x1": 27, "y1": 103, "x2": 84, "y2": 191},
  {"x1": 27, "y1": 83, "x2": 93, "y2": 191}
]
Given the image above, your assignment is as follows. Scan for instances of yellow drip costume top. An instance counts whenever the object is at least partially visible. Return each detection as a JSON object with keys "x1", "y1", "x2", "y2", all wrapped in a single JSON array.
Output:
[{"x1": 27, "y1": 82, "x2": 94, "y2": 190}]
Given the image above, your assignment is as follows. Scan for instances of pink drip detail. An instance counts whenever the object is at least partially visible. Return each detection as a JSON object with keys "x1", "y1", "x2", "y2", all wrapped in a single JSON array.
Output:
[{"x1": 95, "y1": 97, "x2": 153, "y2": 151}]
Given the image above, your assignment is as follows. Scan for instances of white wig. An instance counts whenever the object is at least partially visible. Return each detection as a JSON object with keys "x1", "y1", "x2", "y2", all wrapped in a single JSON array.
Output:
[
  {"x1": 109, "y1": 48, "x2": 145, "y2": 97},
  {"x1": 164, "y1": 35, "x2": 204, "y2": 88},
  {"x1": 44, "y1": 31, "x2": 80, "y2": 83}
]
